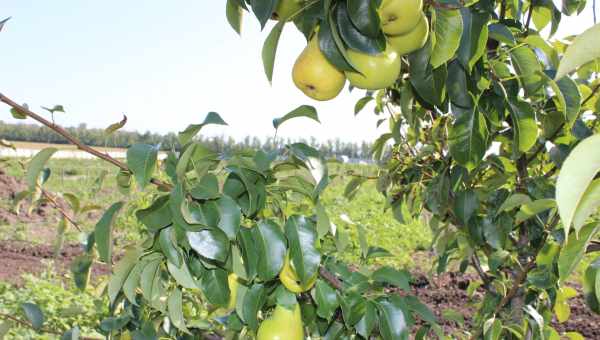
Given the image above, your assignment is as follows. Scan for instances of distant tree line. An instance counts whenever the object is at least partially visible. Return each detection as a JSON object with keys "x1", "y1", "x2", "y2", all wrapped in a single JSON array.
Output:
[{"x1": 0, "y1": 121, "x2": 374, "y2": 160}]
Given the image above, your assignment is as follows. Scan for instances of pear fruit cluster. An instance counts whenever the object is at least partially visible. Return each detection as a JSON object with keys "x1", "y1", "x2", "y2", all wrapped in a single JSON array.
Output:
[{"x1": 288, "y1": 0, "x2": 429, "y2": 101}]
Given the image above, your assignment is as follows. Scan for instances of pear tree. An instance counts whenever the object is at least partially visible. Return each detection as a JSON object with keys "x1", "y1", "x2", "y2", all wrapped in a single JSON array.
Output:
[{"x1": 1, "y1": 0, "x2": 600, "y2": 339}]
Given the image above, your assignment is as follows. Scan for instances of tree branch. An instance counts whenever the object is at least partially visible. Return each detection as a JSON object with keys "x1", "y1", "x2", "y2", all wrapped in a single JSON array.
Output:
[
  {"x1": 319, "y1": 266, "x2": 344, "y2": 291},
  {"x1": 40, "y1": 188, "x2": 82, "y2": 232},
  {"x1": 0, "y1": 93, "x2": 172, "y2": 191},
  {"x1": 471, "y1": 254, "x2": 493, "y2": 290}
]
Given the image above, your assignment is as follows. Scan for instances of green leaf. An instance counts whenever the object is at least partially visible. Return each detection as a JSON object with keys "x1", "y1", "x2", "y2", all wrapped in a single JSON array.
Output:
[
  {"x1": 95, "y1": 202, "x2": 124, "y2": 263},
  {"x1": 318, "y1": 16, "x2": 355, "y2": 72},
  {"x1": 190, "y1": 173, "x2": 220, "y2": 200},
  {"x1": 338, "y1": 292, "x2": 367, "y2": 327},
  {"x1": 140, "y1": 258, "x2": 165, "y2": 311},
  {"x1": 105, "y1": 114, "x2": 127, "y2": 135},
  {"x1": 431, "y1": 9, "x2": 463, "y2": 68},
  {"x1": 354, "y1": 96, "x2": 373, "y2": 115},
  {"x1": 21, "y1": 303, "x2": 44, "y2": 330},
  {"x1": 508, "y1": 100, "x2": 538, "y2": 153},
  {"x1": 498, "y1": 193, "x2": 532, "y2": 214},
  {"x1": 178, "y1": 112, "x2": 228, "y2": 145},
  {"x1": 136, "y1": 195, "x2": 172, "y2": 232},
  {"x1": 126, "y1": 144, "x2": 158, "y2": 189},
  {"x1": 558, "y1": 223, "x2": 600, "y2": 280},
  {"x1": 272, "y1": 105, "x2": 319, "y2": 130},
  {"x1": 285, "y1": 215, "x2": 320, "y2": 285},
  {"x1": 405, "y1": 295, "x2": 437, "y2": 324},
  {"x1": 167, "y1": 288, "x2": 190, "y2": 333},
  {"x1": 356, "y1": 301, "x2": 377, "y2": 338},
  {"x1": 555, "y1": 77, "x2": 581, "y2": 122},
  {"x1": 238, "y1": 228, "x2": 258, "y2": 280},
  {"x1": 453, "y1": 190, "x2": 479, "y2": 224},
  {"x1": 344, "y1": 177, "x2": 366, "y2": 200},
  {"x1": 336, "y1": 3, "x2": 385, "y2": 55},
  {"x1": 226, "y1": 0, "x2": 243, "y2": 35},
  {"x1": 347, "y1": 0, "x2": 381, "y2": 38},
  {"x1": 241, "y1": 283, "x2": 266, "y2": 331},
  {"x1": 377, "y1": 296, "x2": 410, "y2": 340},
  {"x1": 572, "y1": 179, "x2": 600, "y2": 231},
  {"x1": 41, "y1": 105, "x2": 65, "y2": 114},
  {"x1": 447, "y1": 61, "x2": 473, "y2": 108},
  {"x1": 61, "y1": 327, "x2": 80, "y2": 340},
  {"x1": 108, "y1": 247, "x2": 142, "y2": 305},
  {"x1": 200, "y1": 268, "x2": 230, "y2": 307},
  {"x1": 312, "y1": 280, "x2": 339, "y2": 320},
  {"x1": 187, "y1": 229, "x2": 230, "y2": 263},
  {"x1": 249, "y1": 0, "x2": 277, "y2": 29},
  {"x1": 457, "y1": 9, "x2": 489, "y2": 72},
  {"x1": 315, "y1": 202, "x2": 331, "y2": 238},
  {"x1": 555, "y1": 23, "x2": 600, "y2": 80},
  {"x1": 26, "y1": 148, "x2": 57, "y2": 190},
  {"x1": 448, "y1": 107, "x2": 488, "y2": 171},
  {"x1": 167, "y1": 260, "x2": 199, "y2": 289},
  {"x1": 556, "y1": 134, "x2": 600, "y2": 235},
  {"x1": 510, "y1": 46, "x2": 545, "y2": 97},
  {"x1": 372, "y1": 267, "x2": 411, "y2": 291},
  {"x1": 356, "y1": 223, "x2": 368, "y2": 259},
  {"x1": 215, "y1": 195, "x2": 241, "y2": 240},
  {"x1": 159, "y1": 227, "x2": 182, "y2": 267},
  {"x1": 262, "y1": 21, "x2": 285, "y2": 83},
  {"x1": 409, "y1": 41, "x2": 447, "y2": 107},
  {"x1": 70, "y1": 254, "x2": 93, "y2": 291},
  {"x1": 123, "y1": 262, "x2": 143, "y2": 303},
  {"x1": 488, "y1": 23, "x2": 515, "y2": 46},
  {"x1": 515, "y1": 199, "x2": 556, "y2": 224},
  {"x1": 253, "y1": 220, "x2": 287, "y2": 281}
]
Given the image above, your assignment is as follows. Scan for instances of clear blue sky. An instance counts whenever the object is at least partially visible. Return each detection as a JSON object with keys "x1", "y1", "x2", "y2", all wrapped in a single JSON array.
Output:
[{"x1": 1, "y1": 1, "x2": 597, "y2": 142}]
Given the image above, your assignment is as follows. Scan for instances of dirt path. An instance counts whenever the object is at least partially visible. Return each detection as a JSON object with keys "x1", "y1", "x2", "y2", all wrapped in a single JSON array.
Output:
[{"x1": 0, "y1": 240, "x2": 110, "y2": 286}]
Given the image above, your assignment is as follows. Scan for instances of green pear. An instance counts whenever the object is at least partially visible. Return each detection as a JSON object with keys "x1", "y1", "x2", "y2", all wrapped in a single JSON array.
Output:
[
  {"x1": 257, "y1": 303, "x2": 304, "y2": 340},
  {"x1": 344, "y1": 45, "x2": 401, "y2": 90},
  {"x1": 292, "y1": 36, "x2": 346, "y2": 101},
  {"x1": 378, "y1": 0, "x2": 423, "y2": 35},
  {"x1": 273, "y1": 0, "x2": 304, "y2": 21},
  {"x1": 388, "y1": 13, "x2": 429, "y2": 56}
]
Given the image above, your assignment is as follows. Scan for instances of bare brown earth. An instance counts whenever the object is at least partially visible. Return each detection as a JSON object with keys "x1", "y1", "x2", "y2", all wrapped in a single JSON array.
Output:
[
  {"x1": 1, "y1": 169, "x2": 599, "y2": 337},
  {"x1": 405, "y1": 272, "x2": 600, "y2": 338}
]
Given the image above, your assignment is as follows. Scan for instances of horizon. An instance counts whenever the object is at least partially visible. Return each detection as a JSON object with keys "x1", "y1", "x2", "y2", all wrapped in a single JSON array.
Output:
[{"x1": 1, "y1": 1, "x2": 598, "y2": 144}]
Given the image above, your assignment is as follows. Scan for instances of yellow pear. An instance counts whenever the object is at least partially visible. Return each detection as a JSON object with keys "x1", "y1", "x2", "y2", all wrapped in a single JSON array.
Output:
[
  {"x1": 257, "y1": 304, "x2": 304, "y2": 340},
  {"x1": 279, "y1": 255, "x2": 317, "y2": 293},
  {"x1": 227, "y1": 273, "x2": 239, "y2": 310},
  {"x1": 272, "y1": 0, "x2": 304, "y2": 21},
  {"x1": 388, "y1": 13, "x2": 429, "y2": 56},
  {"x1": 212, "y1": 273, "x2": 239, "y2": 316},
  {"x1": 378, "y1": 0, "x2": 423, "y2": 35},
  {"x1": 292, "y1": 36, "x2": 346, "y2": 101},
  {"x1": 344, "y1": 45, "x2": 401, "y2": 90}
]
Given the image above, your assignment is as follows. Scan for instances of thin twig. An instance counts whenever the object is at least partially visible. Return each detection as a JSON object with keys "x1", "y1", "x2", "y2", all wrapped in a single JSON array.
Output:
[
  {"x1": 319, "y1": 266, "x2": 344, "y2": 291},
  {"x1": 471, "y1": 254, "x2": 492, "y2": 290},
  {"x1": 0, "y1": 93, "x2": 171, "y2": 191},
  {"x1": 0, "y1": 313, "x2": 101, "y2": 340},
  {"x1": 39, "y1": 188, "x2": 82, "y2": 232}
]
